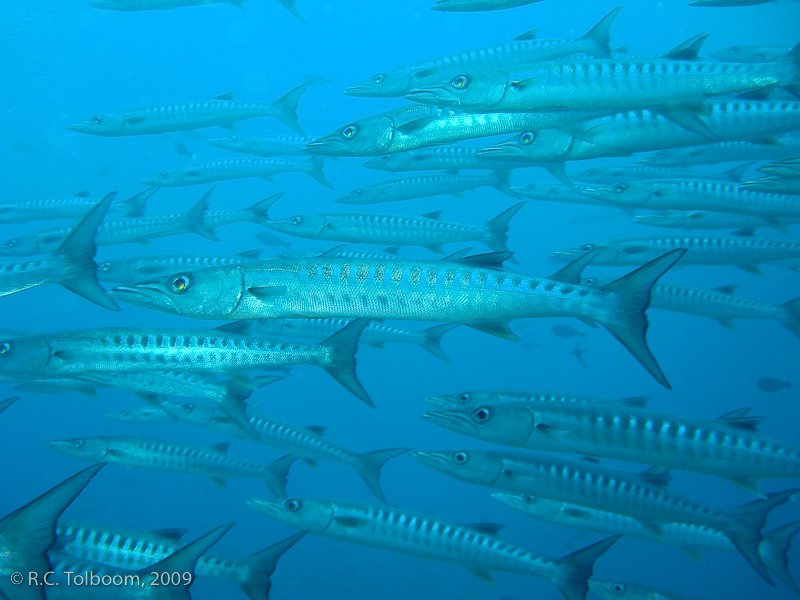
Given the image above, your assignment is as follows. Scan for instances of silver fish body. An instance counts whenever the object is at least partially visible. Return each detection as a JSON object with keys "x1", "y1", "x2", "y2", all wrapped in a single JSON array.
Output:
[
  {"x1": 633, "y1": 209, "x2": 799, "y2": 233},
  {"x1": 206, "y1": 134, "x2": 312, "y2": 157},
  {"x1": 97, "y1": 249, "x2": 264, "y2": 283},
  {"x1": 0, "y1": 189, "x2": 153, "y2": 223},
  {"x1": 571, "y1": 164, "x2": 749, "y2": 185},
  {"x1": 638, "y1": 138, "x2": 800, "y2": 167},
  {"x1": 424, "y1": 388, "x2": 652, "y2": 410},
  {"x1": 709, "y1": 45, "x2": 792, "y2": 63},
  {"x1": 513, "y1": 182, "x2": 627, "y2": 208},
  {"x1": 363, "y1": 146, "x2": 526, "y2": 173}
]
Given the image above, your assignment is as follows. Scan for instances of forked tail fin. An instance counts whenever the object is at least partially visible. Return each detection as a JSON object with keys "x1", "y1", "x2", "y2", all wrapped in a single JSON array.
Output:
[
  {"x1": 580, "y1": 6, "x2": 623, "y2": 58},
  {"x1": 320, "y1": 318, "x2": 373, "y2": 407},
  {"x1": 554, "y1": 535, "x2": 621, "y2": 600},
  {"x1": 355, "y1": 448, "x2": 410, "y2": 504},
  {"x1": 270, "y1": 82, "x2": 313, "y2": 135},
  {"x1": 418, "y1": 323, "x2": 460, "y2": 362},
  {"x1": 235, "y1": 531, "x2": 307, "y2": 600}
]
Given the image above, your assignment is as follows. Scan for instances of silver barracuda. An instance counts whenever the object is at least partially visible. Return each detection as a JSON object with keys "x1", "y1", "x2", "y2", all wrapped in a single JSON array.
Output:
[
  {"x1": 551, "y1": 233, "x2": 800, "y2": 273},
  {"x1": 743, "y1": 176, "x2": 800, "y2": 196},
  {"x1": 141, "y1": 157, "x2": 332, "y2": 189},
  {"x1": 709, "y1": 45, "x2": 792, "y2": 63},
  {"x1": 589, "y1": 579, "x2": 711, "y2": 600},
  {"x1": 219, "y1": 318, "x2": 460, "y2": 362},
  {"x1": 570, "y1": 163, "x2": 751, "y2": 185},
  {"x1": 207, "y1": 134, "x2": 314, "y2": 157},
  {"x1": 44, "y1": 524, "x2": 233, "y2": 600},
  {"x1": 0, "y1": 193, "x2": 119, "y2": 310},
  {"x1": 108, "y1": 249, "x2": 687, "y2": 388},
  {"x1": 363, "y1": 146, "x2": 528, "y2": 173},
  {"x1": 512, "y1": 182, "x2": 632, "y2": 209},
  {"x1": 90, "y1": 0, "x2": 248, "y2": 10},
  {"x1": 580, "y1": 276, "x2": 800, "y2": 339},
  {"x1": 69, "y1": 83, "x2": 311, "y2": 136},
  {"x1": 124, "y1": 399, "x2": 408, "y2": 504},
  {"x1": 54, "y1": 519, "x2": 305, "y2": 600},
  {"x1": 0, "y1": 464, "x2": 104, "y2": 600},
  {"x1": 633, "y1": 209, "x2": 799, "y2": 234},
  {"x1": 0, "y1": 189, "x2": 218, "y2": 258},
  {"x1": 405, "y1": 45, "x2": 800, "y2": 127},
  {"x1": 424, "y1": 388, "x2": 652, "y2": 410},
  {"x1": 304, "y1": 104, "x2": 611, "y2": 157},
  {"x1": 758, "y1": 154, "x2": 800, "y2": 180},
  {"x1": 46, "y1": 436, "x2": 296, "y2": 496},
  {"x1": 344, "y1": 7, "x2": 622, "y2": 97},
  {"x1": 494, "y1": 494, "x2": 800, "y2": 594},
  {"x1": 431, "y1": 0, "x2": 544, "y2": 12},
  {"x1": 97, "y1": 249, "x2": 264, "y2": 283},
  {"x1": 260, "y1": 198, "x2": 526, "y2": 253},
  {"x1": 638, "y1": 137, "x2": 800, "y2": 167},
  {"x1": 248, "y1": 496, "x2": 620, "y2": 600},
  {"x1": 420, "y1": 401, "x2": 800, "y2": 492},
  {"x1": 410, "y1": 449, "x2": 794, "y2": 584},
  {"x1": 478, "y1": 102, "x2": 800, "y2": 164},
  {"x1": 0, "y1": 319, "x2": 373, "y2": 406},
  {"x1": 0, "y1": 188, "x2": 154, "y2": 223},
  {"x1": 335, "y1": 172, "x2": 517, "y2": 205}
]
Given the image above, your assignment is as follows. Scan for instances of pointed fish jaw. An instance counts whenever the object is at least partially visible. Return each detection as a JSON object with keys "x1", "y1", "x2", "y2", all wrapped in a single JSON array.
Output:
[
  {"x1": 404, "y1": 87, "x2": 462, "y2": 107},
  {"x1": 420, "y1": 410, "x2": 479, "y2": 436},
  {"x1": 476, "y1": 141, "x2": 531, "y2": 161},
  {"x1": 580, "y1": 186, "x2": 617, "y2": 202},
  {"x1": 44, "y1": 439, "x2": 108, "y2": 462},
  {"x1": 109, "y1": 284, "x2": 181, "y2": 315},
  {"x1": 303, "y1": 136, "x2": 351, "y2": 156},
  {"x1": 247, "y1": 498, "x2": 287, "y2": 519},
  {"x1": 550, "y1": 249, "x2": 589, "y2": 263},
  {"x1": 409, "y1": 450, "x2": 454, "y2": 470}
]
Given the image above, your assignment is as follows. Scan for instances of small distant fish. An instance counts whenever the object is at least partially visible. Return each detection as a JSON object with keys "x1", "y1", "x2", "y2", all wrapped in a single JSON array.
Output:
[
  {"x1": 431, "y1": 0, "x2": 543, "y2": 11},
  {"x1": 96, "y1": 163, "x2": 115, "y2": 176},
  {"x1": 709, "y1": 45, "x2": 792, "y2": 63},
  {"x1": 758, "y1": 377, "x2": 792, "y2": 393},
  {"x1": 570, "y1": 343, "x2": 587, "y2": 367},
  {"x1": 8, "y1": 141, "x2": 37, "y2": 152},
  {"x1": 551, "y1": 325, "x2": 587, "y2": 339}
]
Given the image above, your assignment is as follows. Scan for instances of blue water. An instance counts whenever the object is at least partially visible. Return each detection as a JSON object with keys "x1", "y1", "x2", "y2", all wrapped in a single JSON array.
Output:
[{"x1": 1, "y1": 1, "x2": 800, "y2": 599}]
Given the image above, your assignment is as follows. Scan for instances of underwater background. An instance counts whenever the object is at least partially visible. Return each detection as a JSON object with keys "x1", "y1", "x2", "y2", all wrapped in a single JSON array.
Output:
[{"x1": 1, "y1": 1, "x2": 800, "y2": 598}]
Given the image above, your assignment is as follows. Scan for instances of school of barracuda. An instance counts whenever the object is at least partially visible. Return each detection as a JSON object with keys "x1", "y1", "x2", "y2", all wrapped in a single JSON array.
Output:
[{"x1": 1, "y1": 1, "x2": 799, "y2": 599}]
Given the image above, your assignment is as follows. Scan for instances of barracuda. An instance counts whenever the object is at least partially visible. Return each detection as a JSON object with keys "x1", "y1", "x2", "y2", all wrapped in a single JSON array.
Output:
[
  {"x1": 493, "y1": 493, "x2": 800, "y2": 594},
  {"x1": 410, "y1": 449, "x2": 793, "y2": 584},
  {"x1": 0, "y1": 188, "x2": 154, "y2": 223},
  {"x1": 589, "y1": 579, "x2": 713, "y2": 600},
  {"x1": 581, "y1": 276, "x2": 800, "y2": 339},
  {"x1": 207, "y1": 134, "x2": 313, "y2": 157},
  {"x1": 552, "y1": 233, "x2": 800, "y2": 273},
  {"x1": 248, "y1": 497, "x2": 619, "y2": 600},
  {"x1": 141, "y1": 157, "x2": 332, "y2": 189},
  {"x1": 109, "y1": 249, "x2": 687, "y2": 388},
  {"x1": 69, "y1": 83, "x2": 311, "y2": 136},
  {"x1": 261, "y1": 199, "x2": 525, "y2": 254},
  {"x1": 406, "y1": 47, "x2": 800, "y2": 124},
  {"x1": 0, "y1": 193, "x2": 119, "y2": 310},
  {"x1": 421, "y1": 401, "x2": 800, "y2": 492},
  {"x1": 219, "y1": 318, "x2": 459, "y2": 362},
  {"x1": 54, "y1": 519, "x2": 305, "y2": 600},
  {"x1": 303, "y1": 104, "x2": 610, "y2": 157},
  {"x1": 344, "y1": 7, "x2": 621, "y2": 97},
  {"x1": 424, "y1": 388, "x2": 652, "y2": 410},
  {"x1": 46, "y1": 436, "x2": 296, "y2": 496},
  {"x1": 97, "y1": 249, "x2": 264, "y2": 283},
  {"x1": 0, "y1": 319, "x2": 372, "y2": 405},
  {"x1": 512, "y1": 182, "x2": 631, "y2": 209},
  {"x1": 638, "y1": 138, "x2": 800, "y2": 167},
  {"x1": 743, "y1": 176, "x2": 800, "y2": 196},
  {"x1": 431, "y1": 0, "x2": 545, "y2": 12},
  {"x1": 633, "y1": 209, "x2": 799, "y2": 233},
  {"x1": 571, "y1": 163, "x2": 750, "y2": 185},
  {"x1": 582, "y1": 179, "x2": 800, "y2": 220},
  {"x1": 363, "y1": 146, "x2": 527, "y2": 172},
  {"x1": 478, "y1": 102, "x2": 800, "y2": 164}
]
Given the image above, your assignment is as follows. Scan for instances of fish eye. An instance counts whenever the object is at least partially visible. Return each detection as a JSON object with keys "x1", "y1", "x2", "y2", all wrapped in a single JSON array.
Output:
[
  {"x1": 380, "y1": 155, "x2": 391, "y2": 162},
  {"x1": 72, "y1": 439, "x2": 85, "y2": 449},
  {"x1": 183, "y1": 403, "x2": 195, "y2": 412},
  {"x1": 159, "y1": 171, "x2": 168, "y2": 178},
  {"x1": 291, "y1": 216, "x2": 302, "y2": 225},
  {"x1": 284, "y1": 499, "x2": 301, "y2": 512},
  {"x1": 373, "y1": 74, "x2": 385, "y2": 84},
  {"x1": 583, "y1": 277, "x2": 596, "y2": 286},
  {"x1": 689, "y1": 212, "x2": 703, "y2": 220},
  {"x1": 611, "y1": 583, "x2": 626, "y2": 594},
  {"x1": 451, "y1": 74, "x2": 469, "y2": 89},
  {"x1": 471, "y1": 407, "x2": 491, "y2": 423},
  {"x1": 613, "y1": 183, "x2": 628, "y2": 193},
  {"x1": 522, "y1": 495, "x2": 536, "y2": 504},
  {"x1": 342, "y1": 125, "x2": 358, "y2": 139},
  {"x1": 581, "y1": 244, "x2": 594, "y2": 252},
  {"x1": 99, "y1": 262, "x2": 112, "y2": 271},
  {"x1": 93, "y1": 115, "x2": 104, "y2": 124},
  {"x1": 585, "y1": 169, "x2": 595, "y2": 175},
  {"x1": 457, "y1": 393, "x2": 470, "y2": 404},
  {"x1": 352, "y1": 189, "x2": 362, "y2": 196},
  {"x1": 657, "y1": 211, "x2": 668, "y2": 217},
  {"x1": 229, "y1": 135, "x2": 237, "y2": 141},
  {"x1": 453, "y1": 451, "x2": 469, "y2": 464},
  {"x1": 519, "y1": 132, "x2": 535, "y2": 145},
  {"x1": 5, "y1": 239, "x2": 17, "y2": 248},
  {"x1": 169, "y1": 274, "x2": 191, "y2": 294},
  {"x1": 0, "y1": 341, "x2": 12, "y2": 356}
]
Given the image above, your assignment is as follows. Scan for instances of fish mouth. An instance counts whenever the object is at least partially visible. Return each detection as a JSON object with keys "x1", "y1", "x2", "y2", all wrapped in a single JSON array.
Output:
[
  {"x1": 247, "y1": 498, "x2": 284, "y2": 518},
  {"x1": 303, "y1": 138, "x2": 347, "y2": 156},
  {"x1": 409, "y1": 450, "x2": 452, "y2": 469},
  {"x1": 67, "y1": 123, "x2": 89, "y2": 132},
  {"x1": 404, "y1": 88, "x2": 459, "y2": 107},
  {"x1": 109, "y1": 284, "x2": 178, "y2": 313},
  {"x1": 139, "y1": 178, "x2": 164, "y2": 186},
  {"x1": 420, "y1": 410, "x2": 474, "y2": 432},
  {"x1": 550, "y1": 250, "x2": 583, "y2": 263},
  {"x1": 476, "y1": 143, "x2": 529, "y2": 161},
  {"x1": 343, "y1": 83, "x2": 379, "y2": 98},
  {"x1": 579, "y1": 186, "x2": 614, "y2": 201}
]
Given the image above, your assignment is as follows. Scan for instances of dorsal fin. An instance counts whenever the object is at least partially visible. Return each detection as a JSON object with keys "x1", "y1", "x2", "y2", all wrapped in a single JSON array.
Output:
[
  {"x1": 731, "y1": 227, "x2": 757, "y2": 237},
  {"x1": 713, "y1": 284, "x2": 740, "y2": 295},
  {"x1": 73, "y1": 190, "x2": 90, "y2": 197},
  {"x1": 440, "y1": 247, "x2": 473, "y2": 261},
  {"x1": 305, "y1": 425, "x2": 327, "y2": 436},
  {"x1": 723, "y1": 162, "x2": 755, "y2": 182},
  {"x1": 512, "y1": 28, "x2": 537, "y2": 41},
  {"x1": 317, "y1": 245, "x2": 347, "y2": 257},
  {"x1": 467, "y1": 522, "x2": 505, "y2": 535},
  {"x1": 716, "y1": 413, "x2": 766, "y2": 431},
  {"x1": 638, "y1": 466, "x2": 672, "y2": 487},
  {"x1": 150, "y1": 528, "x2": 188, "y2": 540},
  {"x1": 210, "y1": 442, "x2": 232, "y2": 453},
  {"x1": 453, "y1": 251, "x2": 514, "y2": 271},
  {"x1": 236, "y1": 249, "x2": 264, "y2": 259},
  {"x1": 618, "y1": 396, "x2": 651, "y2": 408},
  {"x1": 422, "y1": 210, "x2": 444, "y2": 220},
  {"x1": 661, "y1": 32, "x2": 708, "y2": 61},
  {"x1": 718, "y1": 407, "x2": 751, "y2": 419},
  {"x1": 215, "y1": 91, "x2": 236, "y2": 101},
  {"x1": 548, "y1": 248, "x2": 603, "y2": 284}
]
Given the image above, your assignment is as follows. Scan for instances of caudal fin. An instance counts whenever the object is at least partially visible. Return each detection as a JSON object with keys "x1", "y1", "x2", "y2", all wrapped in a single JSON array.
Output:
[
  {"x1": 761, "y1": 520, "x2": 800, "y2": 596},
  {"x1": 263, "y1": 455, "x2": 297, "y2": 497},
  {"x1": 599, "y1": 249, "x2": 686, "y2": 389},
  {"x1": 244, "y1": 192, "x2": 285, "y2": 224},
  {"x1": 554, "y1": 535, "x2": 621, "y2": 600},
  {"x1": 114, "y1": 186, "x2": 158, "y2": 218},
  {"x1": 491, "y1": 171, "x2": 520, "y2": 198},
  {"x1": 185, "y1": 187, "x2": 221, "y2": 241},
  {"x1": 304, "y1": 156, "x2": 335, "y2": 189},
  {"x1": 356, "y1": 448, "x2": 410, "y2": 504},
  {"x1": 482, "y1": 202, "x2": 526, "y2": 254},
  {"x1": 0, "y1": 396, "x2": 18, "y2": 416},
  {"x1": 0, "y1": 463, "x2": 104, "y2": 600},
  {"x1": 580, "y1": 6, "x2": 623, "y2": 58},
  {"x1": 55, "y1": 192, "x2": 120, "y2": 311},
  {"x1": 270, "y1": 82, "x2": 313, "y2": 135},
  {"x1": 275, "y1": 0, "x2": 305, "y2": 22},
  {"x1": 418, "y1": 323, "x2": 460, "y2": 362},
  {"x1": 235, "y1": 531, "x2": 307, "y2": 600},
  {"x1": 779, "y1": 297, "x2": 800, "y2": 339},
  {"x1": 320, "y1": 318, "x2": 373, "y2": 407},
  {"x1": 722, "y1": 488, "x2": 800, "y2": 587}
]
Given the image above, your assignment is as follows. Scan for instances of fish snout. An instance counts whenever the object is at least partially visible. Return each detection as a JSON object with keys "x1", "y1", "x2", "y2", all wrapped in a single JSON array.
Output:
[
  {"x1": 420, "y1": 410, "x2": 472, "y2": 430},
  {"x1": 409, "y1": 450, "x2": 452, "y2": 468},
  {"x1": 404, "y1": 88, "x2": 458, "y2": 106},
  {"x1": 476, "y1": 143, "x2": 527, "y2": 160}
]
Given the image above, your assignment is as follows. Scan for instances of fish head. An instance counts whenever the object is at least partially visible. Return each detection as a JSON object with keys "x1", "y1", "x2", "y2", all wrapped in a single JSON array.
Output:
[
  {"x1": 334, "y1": 186, "x2": 385, "y2": 204},
  {"x1": 583, "y1": 181, "x2": 671, "y2": 207},
  {"x1": 304, "y1": 116, "x2": 394, "y2": 156},
  {"x1": 0, "y1": 336, "x2": 53, "y2": 376},
  {"x1": 105, "y1": 406, "x2": 174, "y2": 423},
  {"x1": 423, "y1": 389, "x2": 512, "y2": 409},
  {"x1": 405, "y1": 70, "x2": 508, "y2": 109},
  {"x1": 96, "y1": 259, "x2": 140, "y2": 283},
  {"x1": 490, "y1": 493, "x2": 565, "y2": 521},
  {"x1": 411, "y1": 450, "x2": 504, "y2": 485},
  {"x1": 0, "y1": 232, "x2": 55, "y2": 257},
  {"x1": 110, "y1": 267, "x2": 246, "y2": 319},
  {"x1": 550, "y1": 242, "x2": 619, "y2": 264},
  {"x1": 140, "y1": 168, "x2": 188, "y2": 187},
  {"x1": 206, "y1": 136, "x2": 247, "y2": 152},
  {"x1": 478, "y1": 129, "x2": 574, "y2": 162},
  {"x1": 45, "y1": 437, "x2": 111, "y2": 461},
  {"x1": 588, "y1": 580, "x2": 656, "y2": 600},
  {"x1": 344, "y1": 70, "x2": 417, "y2": 98},
  {"x1": 68, "y1": 112, "x2": 128, "y2": 135},
  {"x1": 158, "y1": 399, "x2": 216, "y2": 427},
  {"x1": 247, "y1": 497, "x2": 333, "y2": 532},
  {"x1": 263, "y1": 214, "x2": 329, "y2": 238},
  {"x1": 421, "y1": 405, "x2": 535, "y2": 445}
]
